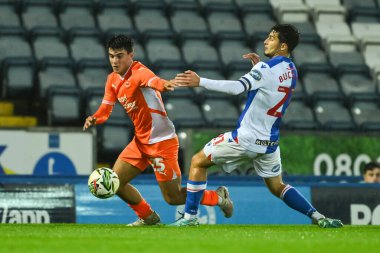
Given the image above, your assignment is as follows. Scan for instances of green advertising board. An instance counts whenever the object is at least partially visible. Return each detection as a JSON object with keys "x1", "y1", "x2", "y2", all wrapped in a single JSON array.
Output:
[{"x1": 180, "y1": 129, "x2": 380, "y2": 176}]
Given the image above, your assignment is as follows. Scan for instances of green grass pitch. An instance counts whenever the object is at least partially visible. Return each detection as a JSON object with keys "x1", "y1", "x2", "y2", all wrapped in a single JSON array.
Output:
[{"x1": 1, "y1": 224, "x2": 379, "y2": 253}]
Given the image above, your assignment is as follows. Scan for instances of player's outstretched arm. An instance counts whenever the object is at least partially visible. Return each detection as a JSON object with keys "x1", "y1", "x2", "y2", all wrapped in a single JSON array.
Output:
[
  {"x1": 243, "y1": 52, "x2": 261, "y2": 66},
  {"x1": 174, "y1": 70, "x2": 200, "y2": 87},
  {"x1": 83, "y1": 116, "x2": 96, "y2": 131}
]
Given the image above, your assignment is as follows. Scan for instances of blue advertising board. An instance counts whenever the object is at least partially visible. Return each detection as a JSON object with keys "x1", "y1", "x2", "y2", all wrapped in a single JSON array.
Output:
[{"x1": 75, "y1": 179, "x2": 311, "y2": 225}]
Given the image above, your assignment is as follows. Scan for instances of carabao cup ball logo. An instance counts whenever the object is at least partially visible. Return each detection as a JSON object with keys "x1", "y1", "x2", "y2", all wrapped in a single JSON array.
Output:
[{"x1": 175, "y1": 205, "x2": 216, "y2": 224}]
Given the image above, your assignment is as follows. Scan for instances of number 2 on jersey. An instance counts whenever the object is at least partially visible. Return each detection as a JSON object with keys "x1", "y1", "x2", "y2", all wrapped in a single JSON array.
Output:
[{"x1": 267, "y1": 86, "x2": 292, "y2": 118}]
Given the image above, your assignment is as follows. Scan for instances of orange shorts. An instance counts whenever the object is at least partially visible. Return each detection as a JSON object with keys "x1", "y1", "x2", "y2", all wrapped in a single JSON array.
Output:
[{"x1": 118, "y1": 137, "x2": 181, "y2": 182}]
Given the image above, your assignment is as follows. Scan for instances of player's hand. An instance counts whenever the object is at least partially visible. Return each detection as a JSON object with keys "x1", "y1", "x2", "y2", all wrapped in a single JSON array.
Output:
[
  {"x1": 163, "y1": 80, "x2": 177, "y2": 91},
  {"x1": 243, "y1": 53, "x2": 261, "y2": 66},
  {"x1": 83, "y1": 116, "x2": 96, "y2": 131},
  {"x1": 174, "y1": 70, "x2": 200, "y2": 87}
]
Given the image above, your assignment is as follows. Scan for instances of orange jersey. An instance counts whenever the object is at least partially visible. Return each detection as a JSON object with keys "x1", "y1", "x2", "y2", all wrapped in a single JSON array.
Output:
[{"x1": 92, "y1": 61, "x2": 176, "y2": 144}]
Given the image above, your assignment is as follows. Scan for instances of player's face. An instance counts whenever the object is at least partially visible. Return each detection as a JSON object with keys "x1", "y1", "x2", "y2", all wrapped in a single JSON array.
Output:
[
  {"x1": 263, "y1": 31, "x2": 285, "y2": 58},
  {"x1": 108, "y1": 48, "x2": 134, "y2": 76},
  {"x1": 363, "y1": 169, "x2": 378, "y2": 183}
]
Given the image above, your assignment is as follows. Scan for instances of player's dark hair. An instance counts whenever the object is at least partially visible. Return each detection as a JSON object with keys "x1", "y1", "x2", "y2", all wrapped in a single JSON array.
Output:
[
  {"x1": 363, "y1": 162, "x2": 380, "y2": 173},
  {"x1": 108, "y1": 35, "x2": 134, "y2": 53},
  {"x1": 271, "y1": 24, "x2": 300, "y2": 53}
]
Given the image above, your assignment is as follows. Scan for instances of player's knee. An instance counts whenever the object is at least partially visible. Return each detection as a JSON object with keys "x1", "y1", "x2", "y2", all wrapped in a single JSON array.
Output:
[{"x1": 191, "y1": 152, "x2": 205, "y2": 167}]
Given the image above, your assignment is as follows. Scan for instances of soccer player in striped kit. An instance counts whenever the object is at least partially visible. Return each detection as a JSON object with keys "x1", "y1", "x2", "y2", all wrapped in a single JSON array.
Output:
[{"x1": 172, "y1": 24, "x2": 343, "y2": 228}]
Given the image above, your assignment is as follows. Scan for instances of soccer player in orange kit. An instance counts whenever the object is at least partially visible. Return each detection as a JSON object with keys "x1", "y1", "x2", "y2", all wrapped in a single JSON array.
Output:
[{"x1": 83, "y1": 35, "x2": 233, "y2": 225}]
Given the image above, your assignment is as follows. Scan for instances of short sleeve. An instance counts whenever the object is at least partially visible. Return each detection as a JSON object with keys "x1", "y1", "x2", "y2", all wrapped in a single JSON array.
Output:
[{"x1": 134, "y1": 67, "x2": 166, "y2": 92}]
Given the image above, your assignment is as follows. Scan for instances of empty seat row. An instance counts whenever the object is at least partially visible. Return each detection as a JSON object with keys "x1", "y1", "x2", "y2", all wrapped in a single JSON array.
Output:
[{"x1": 46, "y1": 85, "x2": 380, "y2": 132}]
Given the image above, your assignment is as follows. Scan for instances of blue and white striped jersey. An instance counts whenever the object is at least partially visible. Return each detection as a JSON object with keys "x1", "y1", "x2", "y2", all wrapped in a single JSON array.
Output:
[{"x1": 232, "y1": 56, "x2": 297, "y2": 154}]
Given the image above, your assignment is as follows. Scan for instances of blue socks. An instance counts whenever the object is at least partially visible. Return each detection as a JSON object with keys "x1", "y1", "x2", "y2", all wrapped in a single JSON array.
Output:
[
  {"x1": 281, "y1": 185, "x2": 316, "y2": 217},
  {"x1": 184, "y1": 180, "x2": 207, "y2": 219}
]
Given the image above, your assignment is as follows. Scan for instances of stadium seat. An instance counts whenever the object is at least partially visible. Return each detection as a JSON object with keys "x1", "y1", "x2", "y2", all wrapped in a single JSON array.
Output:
[
  {"x1": 162, "y1": 86, "x2": 196, "y2": 101},
  {"x1": 68, "y1": 28, "x2": 106, "y2": 63},
  {"x1": 314, "y1": 99, "x2": 355, "y2": 130},
  {"x1": 236, "y1": 0, "x2": 271, "y2": 10},
  {"x1": 351, "y1": 98, "x2": 380, "y2": 130},
  {"x1": 324, "y1": 34, "x2": 358, "y2": 54},
  {"x1": 1, "y1": 57, "x2": 35, "y2": 99},
  {"x1": 328, "y1": 51, "x2": 365, "y2": 69},
  {"x1": 38, "y1": 58, "x2": 77, "y2": 98},
  {"x1": 315, "y1": 22, "x2": 352, "y2": 41},
  {"x1": 0, "y1": 28, "x2": 32, "y2": 65},
  {"x1": 0, "y1": 1, "x2": 22, "y2": 28},
  {"x1": 273, "y1": 0, "x2": 309, "y2": 24},
  {"x1": 206, "y1": 7, "x2": 242, "y2": 36},
  {"x1": 96, "y1": 1, "x2": 133, "y2": 32},
  {"x1": 180, "y1": 33, "x2": 220, "y2": 66},
  {"x1": 338, "y1": 66, "x2": 376, "y2": 98},
  {"x1": 305, "y1": 0, "x2": 342, "y2": 8},
  {"x1": 156, "y1": 65, "x2": 186, "y2": 82},
  {"x1": 282, "y1": 99, "x2": 318, "y2": 130},
  {"x1": 164, "y1": 0, "x2": 198, "y2": 4},
  {"x1": 21, "y1": 0, "x2": 58, "y2": 30},
  {"x1": 351, "y1": 23, "x2": 380, "y2": 42},
  {"x1": 292, "y1": 39, "x2": 329, "y2": 68},
  {"x1": 269, "y1": 0, "x2": 304, "y2": 8},
  {"x1": 144, "y1": 31, "x2": 183, "y2": 65},
  {"x1": 302, "y1": 65, "x2": 344, "y2": 101},
  {"x1": 363, "y1": 44, "x2": 380, "y2": 70},
  {"x1": 76, "y1": 60, "x2": 109, "y2": 90},
  {"x1": 58, "y1": 0, "x2": 96, "y2": 31},
  {"x1": 198, "y1": 0, "x2": 233, "y2": 7},
  {"x1": 98, "y1": 121, "x2": 133, "y2": 161},
  {"x1": 31, "y1": 27, "x2": 69, "y2": 61},
  {"x1": 242, "y1": 9, "x2": 276, "y2": 38},
  {"x1": 342, "y1": 0, "x2": 377, "y2": 9},
  {"x1": 217, "y1": 34, "x2": 253, "y2": 68},
  {"x1": 228, "y1": 68, "x2": 249, "y2": 81},
  {"x1": 170, "y1": 1, "x2": 208, "y2": 34},
  {"x1": 348, "y1": 6, "x2": 380, "y2": 23},
  {"x1": 47, "y1": 86, "x2": 82, "y2": 126},
  {"x1": 196, "y1": 67, "x2": 226, "y2": 80},
  {"x1": 164, "y1": 98, "x2": 206, "y2": 128},
  {"x1": 201, "y1": 98, "x2": 239, "y2": 127},
  {"x1": 134, "y1": 1, "x2": 170, "y2": 34}
]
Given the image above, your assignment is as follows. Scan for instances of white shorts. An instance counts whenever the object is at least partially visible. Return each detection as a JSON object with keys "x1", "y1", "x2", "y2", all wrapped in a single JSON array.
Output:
[{"x1": 203, "y1": 132, "x2": 282, "y2": 178}]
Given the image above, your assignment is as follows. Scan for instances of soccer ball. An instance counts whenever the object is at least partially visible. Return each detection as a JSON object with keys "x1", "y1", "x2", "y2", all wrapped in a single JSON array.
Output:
[{"x1": 88, "y1": 167, "x2": 120, "y2": 199}]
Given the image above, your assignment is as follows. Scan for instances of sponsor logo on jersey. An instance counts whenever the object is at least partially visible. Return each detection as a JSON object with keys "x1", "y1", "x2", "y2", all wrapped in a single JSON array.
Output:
[
  {"x1": 111, "y1": 83, "x2": 117, "y2": 89},
  {"x1": 118, "y1": 96, "x2": 138, "y2": 112},
  {"x1": 249, "y1": 69, "x2": 262, "y2": 81},
  {"x1": 255, "y1": 139, "x2": 279, "y2": 146},
  {"x1": 261, "y1": 64, "x2": 267, "y2": 69}
]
